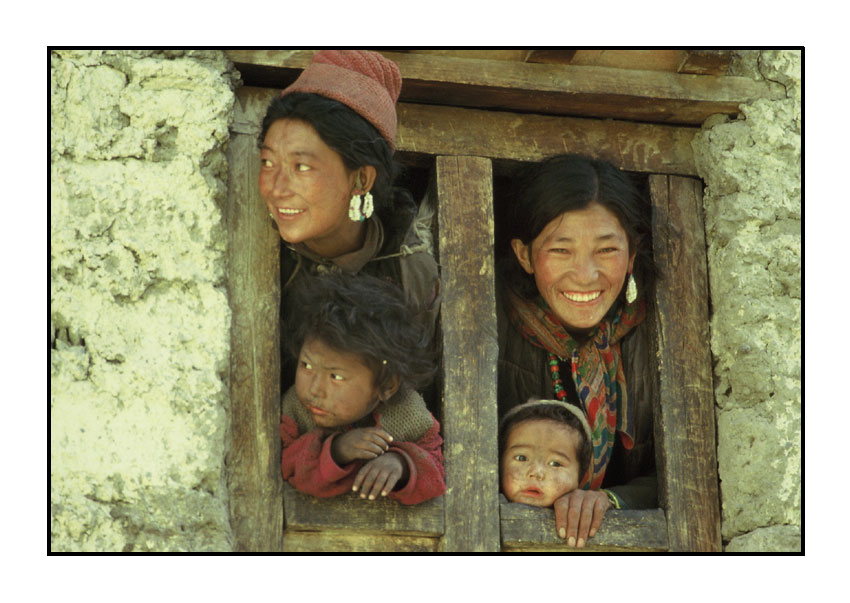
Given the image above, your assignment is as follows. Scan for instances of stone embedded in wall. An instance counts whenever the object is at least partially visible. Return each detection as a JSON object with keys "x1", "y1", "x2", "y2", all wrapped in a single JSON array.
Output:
[
  {"x1": 692, "y1": 50, "x2": 801, "y2": 546},
  {"x1": 725, "y1": 524, "x2": 801, "y2": 553},
  {"x1": 51, "y1": 50, "x2": 239, "y2": 552},
  {"x1": 715, "y1": 402, "x2": 801, "y2": 537}
]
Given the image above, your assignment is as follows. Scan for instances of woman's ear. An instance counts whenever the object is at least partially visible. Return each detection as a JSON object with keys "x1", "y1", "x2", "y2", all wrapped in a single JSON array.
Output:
[
  {"x1": 356, "y1": 165, "x2": 377, "y2": 194},
  {"x1": 511, "y1": 238, "x2": 534, "y2": 275},
  {"x1": 627, "y1": 236, "x2": 641, "y2": 274},
  {"x1": 380, "y1": 375, "x2": 401, "y2": 402}
]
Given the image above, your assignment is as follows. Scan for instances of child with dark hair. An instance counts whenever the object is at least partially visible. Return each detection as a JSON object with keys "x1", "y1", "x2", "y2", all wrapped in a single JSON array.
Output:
[
  {"x1": 499, "y1": 399, "x2": 593, "y2": 509},
  {"x1": 280, "y1": 272, "x2": 445, "y2": 505}
]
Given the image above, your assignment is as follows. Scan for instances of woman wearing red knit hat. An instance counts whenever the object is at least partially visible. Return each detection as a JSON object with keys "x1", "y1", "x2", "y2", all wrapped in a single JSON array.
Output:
[{"x1": 258, "y1": 51, "x2": 441, "y2": 385}]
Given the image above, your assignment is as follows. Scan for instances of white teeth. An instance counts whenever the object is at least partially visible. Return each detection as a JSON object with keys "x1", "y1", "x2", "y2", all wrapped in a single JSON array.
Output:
[
  {"x1": 562, "y1": 291, "x2": 601, "y2": 302},
  {"x1": 278, "y1": 208, "x2": 303, "y2": 215}
]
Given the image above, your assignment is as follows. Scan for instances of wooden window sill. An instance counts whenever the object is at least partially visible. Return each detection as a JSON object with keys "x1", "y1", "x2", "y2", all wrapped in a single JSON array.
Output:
[
  {"x1": 283, "y1": 483, "x2": 444, "y2": 532},
  {"x1": 282, "y1": 483, "x2": 444, "y2": 552},
  {"x1": 500, "y1": 500, "x2": 668, "y2": 552}
]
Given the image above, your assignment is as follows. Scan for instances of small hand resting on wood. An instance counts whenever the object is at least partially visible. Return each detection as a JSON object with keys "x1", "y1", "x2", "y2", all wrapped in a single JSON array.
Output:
[
  {"x1": 554, "y1": 489, "x2": 611, "y2": 548},
  {"x1": 331, "y1": 427, "x2": 411, "y2": 500},
  {"x1": 331, "y1": 427, "x2": 394, "y2": 465}
]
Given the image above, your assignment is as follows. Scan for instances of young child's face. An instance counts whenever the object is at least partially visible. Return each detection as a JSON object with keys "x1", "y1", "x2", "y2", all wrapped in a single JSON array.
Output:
[
  {"x1": 295, "y1": 337, "x2": 383, "y2": 428},
  {"x1": 501, "y1": 419, "x2": 582, "y2": 507}
]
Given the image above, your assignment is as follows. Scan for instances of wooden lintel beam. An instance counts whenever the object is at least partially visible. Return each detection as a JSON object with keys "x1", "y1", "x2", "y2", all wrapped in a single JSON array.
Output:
[
  {"x1": 225, "y1": 49, "x2": 783, "y2": 126},
  {"x1": 678, "y1": 50, "x2": 734, "y2": 76},
  {"x1": 236, "y1": 87, "x2": 698, "y2": 176},
  {"x1": 397, "y1": 103, "x2": 699, "y2": 176},
  {"x1": 525, "y1": 49, "x2": 578, "y2": 65}
]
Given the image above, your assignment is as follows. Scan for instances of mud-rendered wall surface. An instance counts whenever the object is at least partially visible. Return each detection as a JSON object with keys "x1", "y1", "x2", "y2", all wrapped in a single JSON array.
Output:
[
  {"x1": 692, "y1": 50, "x2": 801, "y2": 552},
  {"x1": 51, "y1": 50, "x2": 238, "y2": 551}
]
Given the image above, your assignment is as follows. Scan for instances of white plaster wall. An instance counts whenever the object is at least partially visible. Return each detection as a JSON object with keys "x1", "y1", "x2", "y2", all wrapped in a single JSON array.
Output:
[
  {"x1": 692, "y1": 50, "x2": 802, "y2": 552},
  {"x1": 51, "y1": 50, "x2": 238, "y2": 551}
]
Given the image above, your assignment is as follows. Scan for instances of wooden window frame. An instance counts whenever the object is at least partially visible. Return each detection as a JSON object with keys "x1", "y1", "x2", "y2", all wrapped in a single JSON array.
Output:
[{"x1": 224, "y1": 54, "x2": 732, "y2": 551}]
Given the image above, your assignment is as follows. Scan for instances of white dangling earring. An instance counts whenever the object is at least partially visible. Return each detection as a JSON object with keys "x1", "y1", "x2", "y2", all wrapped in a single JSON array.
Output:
[
  {"x1": 362, "y1": 191, "x2": 374, "y2": 219},
  {"x1": 626, "y1": 273, "x2": 638, "y2": 304},
  {"x1": 348, "y1": 193, "x2": 363, "y2": 222}
]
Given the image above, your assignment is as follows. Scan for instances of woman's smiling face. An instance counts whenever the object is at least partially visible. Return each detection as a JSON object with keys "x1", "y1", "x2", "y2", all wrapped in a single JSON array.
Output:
[
  {"x1": 512, "y1": 202, "x2": 635, "y2": 332},
  {"x1": 259, "y1": 118, "x2": 366, "y2": 258}
]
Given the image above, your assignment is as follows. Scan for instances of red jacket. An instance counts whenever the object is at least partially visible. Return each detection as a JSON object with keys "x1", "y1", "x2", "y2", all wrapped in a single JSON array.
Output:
[{"x1": 280, "y1": 386, "x2": 446, "y2": 505}]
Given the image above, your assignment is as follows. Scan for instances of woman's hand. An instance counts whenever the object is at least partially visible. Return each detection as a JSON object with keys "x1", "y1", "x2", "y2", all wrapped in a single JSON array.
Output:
[
  {"x1": 330, "y1": 427, "x2": 393, "y2": 466},
  {"x1": 353, "y1": 452, "x2": 408, "y2": 500},
  {"x1": 554, "y1": 489, "x2": 611, "y2": 548}
]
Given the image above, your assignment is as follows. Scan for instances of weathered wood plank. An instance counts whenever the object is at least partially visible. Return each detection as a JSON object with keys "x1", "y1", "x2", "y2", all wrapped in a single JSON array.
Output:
[
  {"x1": 678, "y1": 50, "x2": 733, "y2": 76},
  {"x1": 231, "y1": 87, "x2": 699, "y2": 176},
  {"x1": 282, "y1": 483, "x2": 444, "y2": 536},
  {"x1": 649, "y1": 175, "x2": 722, "y2": 552},
  {"x1": 525, "y1": 49, "x2": 578, "y2": 65},
  {"x1": 435, "y1": 156, "x2": 501, "y2": 552},
  {"x1": 567, "y1": 49, "x2": 684, "y2": 72},
  {"x1": 397, "y1": 103, "x2": 698, "y2": 176},
  {"x1": 225, "y1": 49, "x2": 783, "y2": 125},
  {"x1": 283, "y1": 530, "x2": 439, "y2": 552},
  {"x1": 224, "y1": 86, "x2": 285, "y2": 552},
  {"x1": 501, "y1": 502, "x2": 668, "y2": 552},
  {"x1": 407, "y1": 49, "x2": 532, "y2": 62}
]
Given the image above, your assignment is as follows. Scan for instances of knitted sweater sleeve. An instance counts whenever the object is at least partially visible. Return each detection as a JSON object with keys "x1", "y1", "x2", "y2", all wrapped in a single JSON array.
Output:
[
  {"x1": 280, "y1": 388, "x2": 363, "y2": 498},
  {"x1": 280, "y1": 417, "x2": 364, "y2": 498}
]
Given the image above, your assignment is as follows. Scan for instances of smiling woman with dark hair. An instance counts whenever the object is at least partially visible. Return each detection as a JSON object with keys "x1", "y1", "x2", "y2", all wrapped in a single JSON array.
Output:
[
  {"x1": 258, "y1": 50, "x2": 441, "y2": 349},
  {"x1": 498, "y1": 154, "x2": 659, "y2": 548}
]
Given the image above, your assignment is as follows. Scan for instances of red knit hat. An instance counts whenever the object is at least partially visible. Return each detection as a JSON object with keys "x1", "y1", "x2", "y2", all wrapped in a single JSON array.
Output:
[{"x1": 281, "y1": 50, "x2": 402, "y2": 149}]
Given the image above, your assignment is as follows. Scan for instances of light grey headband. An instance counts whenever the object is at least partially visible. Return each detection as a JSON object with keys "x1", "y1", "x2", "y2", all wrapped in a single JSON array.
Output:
[{"x1": 500, "y1": 398, "x2": 592, "y2": 442}]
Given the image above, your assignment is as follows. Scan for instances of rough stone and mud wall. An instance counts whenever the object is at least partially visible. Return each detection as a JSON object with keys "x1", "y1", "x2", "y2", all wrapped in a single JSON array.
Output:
[
  {"x1": 51, "y1": 50, "x2": 238, "y2": 551},
  {"x1": 692, "y1": 50, "x2": 801, "y2": 552}
]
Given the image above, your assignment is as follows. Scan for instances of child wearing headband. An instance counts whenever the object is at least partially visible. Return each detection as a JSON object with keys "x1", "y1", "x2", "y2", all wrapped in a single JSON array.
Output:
[
  {"x1": 499, "y1": 399, "x2": 593, "y2": 509},
  {"x1": 280, "y1": 272, "x2": 445, "y2": 505}
]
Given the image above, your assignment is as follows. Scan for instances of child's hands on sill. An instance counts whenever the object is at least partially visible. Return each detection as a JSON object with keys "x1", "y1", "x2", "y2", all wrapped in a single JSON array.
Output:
[
  {"x1": 352, "y1": 452, "x2": 410, "y2": 500},
  {"x1": 331, "y1": 427, "x2": 394, "y2": 466},
  {"x1": 554, "y1": 489, "x2": 611, "y2": 548}
]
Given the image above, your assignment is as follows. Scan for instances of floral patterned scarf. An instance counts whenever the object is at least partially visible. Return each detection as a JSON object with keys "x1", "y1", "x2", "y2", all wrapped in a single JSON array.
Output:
[{"x1": 505, "y1": 286, "x2": 646, "y2": 490}]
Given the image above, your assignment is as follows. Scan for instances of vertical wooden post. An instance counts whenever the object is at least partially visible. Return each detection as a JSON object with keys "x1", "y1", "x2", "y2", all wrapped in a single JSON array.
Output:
[
  {"x1": 435, "y1": 156, "x2": 501, "y2": 552},
  {"x1": 649, "y1": 175, "x2": 721, "y2": 551},
  {"x1": 224, "y1": 87, "x2": 284, "y2": 551}
]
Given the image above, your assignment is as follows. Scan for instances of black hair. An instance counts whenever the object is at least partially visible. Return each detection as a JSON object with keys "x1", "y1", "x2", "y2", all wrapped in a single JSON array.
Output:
[
  {"x1": 501, "y1": 154, "x2": 657, "y2": 302},
  {"x1": 259, "y1": 92, "x2": 416, "y2": 241},
  {"x1": 285, "y1": 271, "x2": 436, "y2": 395},
  {"x1": 499, "y1": 403, "x2": 592, "y2": 481}
]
